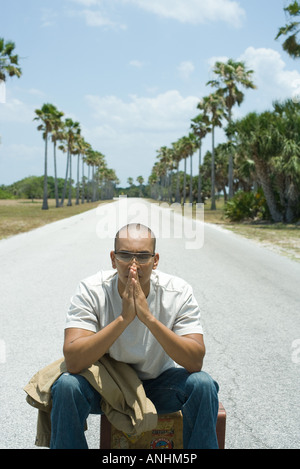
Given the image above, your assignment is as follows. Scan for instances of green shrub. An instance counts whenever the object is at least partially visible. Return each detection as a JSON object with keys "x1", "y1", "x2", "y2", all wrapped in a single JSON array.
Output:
[
  {"x1": 0, "y1": 188, "x2": 15, "y2": 199},
  {"x1": 225, "y1": 189, "x2": 270, "y2": 222}
]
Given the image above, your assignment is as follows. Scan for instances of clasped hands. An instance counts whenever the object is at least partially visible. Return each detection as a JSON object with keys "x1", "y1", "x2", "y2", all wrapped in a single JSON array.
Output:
[{"x1": 121, "y1": 265, "x2": 151, "y2": 325}]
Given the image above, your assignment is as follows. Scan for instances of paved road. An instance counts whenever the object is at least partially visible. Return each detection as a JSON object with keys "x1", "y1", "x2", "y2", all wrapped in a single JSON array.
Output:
[{"x1": 0, "y1": 198, "x2": 299, "y2": 449}]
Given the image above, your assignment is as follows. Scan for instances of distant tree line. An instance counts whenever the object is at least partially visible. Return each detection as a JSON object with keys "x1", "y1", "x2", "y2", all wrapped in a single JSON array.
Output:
[
  {"x1": 0, "y1": 173, "x2": 119, "y2": 203},
  {"x1": 1, "y1": 175, "x2": 79, "y2": 201}
]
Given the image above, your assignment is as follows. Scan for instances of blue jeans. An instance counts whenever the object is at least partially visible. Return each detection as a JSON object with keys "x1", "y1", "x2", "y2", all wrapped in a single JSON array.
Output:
[{"x1": 50, "y1": 367, "x2": 219, "y2": 449}]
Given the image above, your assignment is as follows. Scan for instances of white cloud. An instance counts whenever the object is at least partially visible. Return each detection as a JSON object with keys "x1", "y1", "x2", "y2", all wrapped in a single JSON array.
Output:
[
  {"x1": 84, "y1": 90, "x2": 199, "y2": 183},
  {"x1": 67, "y1": 0, "x2": 245, "y2": 27},
  {"x1": 66, "y1": 1, "x2": 127, "y2": 29},
  {"x1": 1, "y1": 143, "x2": 42, "y2": 162},
  {"x1": 205, "y1": 47, "x2": 300, "y2": 114},
  {"x1": 129, "y1": 60, "x2": 144, "y2": 68},
  {"x1": 67, "y1": 0, "x2": 100, "y2": 5},
  {"x1": 85, "y1": 90, "x2": 199, "y2": 133},
  {"x1": 0, "y1": 98, "x2": 34, "y2": 124},
  {"x1": 40, "y1": 8, "x2": 58, "y2": 27},
  {"x1": 178, "y1": 61, "x2": 195, "y2": 80},
  {"x1": 80, "y1": 9, "x2": 115, "y2": 27},
  {"x1": 239, "y1": 47, "x2": 300, "y2": 106},
  {"x1": 69, "y1": 9, "x2": 126, "y2": 29},
  {"x1": 121, "y1": 0, "x2": 245, "y2": 27},
  {"x1": 207, "y1": 55, "x2": 230, "y2": 68}
]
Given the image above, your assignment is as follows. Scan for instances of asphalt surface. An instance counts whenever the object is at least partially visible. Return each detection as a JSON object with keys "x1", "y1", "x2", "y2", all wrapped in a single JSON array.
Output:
[{"x1": 0, "y1": 198, "x2": 299, "y2": 449}]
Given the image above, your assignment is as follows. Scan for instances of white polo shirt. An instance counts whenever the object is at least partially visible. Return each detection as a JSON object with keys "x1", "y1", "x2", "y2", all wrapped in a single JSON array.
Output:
[{"x1": 65, "y1": 269, "x2": 203, "y2": 380}]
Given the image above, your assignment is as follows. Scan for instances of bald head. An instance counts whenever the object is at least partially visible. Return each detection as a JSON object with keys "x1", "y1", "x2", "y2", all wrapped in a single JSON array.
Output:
[{"x1": 114, "y1": 223, "x2": 156, "y2": 253}]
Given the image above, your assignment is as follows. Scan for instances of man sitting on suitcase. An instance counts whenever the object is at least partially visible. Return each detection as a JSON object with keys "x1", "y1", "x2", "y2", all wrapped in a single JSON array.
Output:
[{"x1": 50, "y1": 223, "x2": 219, "y2": 449}]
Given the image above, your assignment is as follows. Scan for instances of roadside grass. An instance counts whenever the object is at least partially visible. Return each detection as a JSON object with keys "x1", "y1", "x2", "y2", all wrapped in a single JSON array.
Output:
[
  {"x1": 202, "y1": 198, "x2": 300, "y2": 262},
  {"x1": 0, "y1": 199, "x2": 110, "y2": 240}
]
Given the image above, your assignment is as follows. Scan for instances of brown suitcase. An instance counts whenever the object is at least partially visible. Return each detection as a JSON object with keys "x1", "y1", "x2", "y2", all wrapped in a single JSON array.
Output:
[{"x1": 100, "y1": 401, "x2": 226, "y2": 449}]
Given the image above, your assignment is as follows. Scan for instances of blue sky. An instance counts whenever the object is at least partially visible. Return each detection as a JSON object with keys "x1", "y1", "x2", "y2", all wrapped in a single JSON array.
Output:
[{"x1": 0, "y1": 0, "x2": 299, "y2": 187}]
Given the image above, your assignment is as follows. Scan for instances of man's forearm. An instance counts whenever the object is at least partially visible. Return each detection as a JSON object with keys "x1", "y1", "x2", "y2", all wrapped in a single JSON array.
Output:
[
  {"x1": 143, "y1": 315, "x2": 205, "y2": 373},
  {"x1": 64, "y1": 316, "x2": 130, "y2": 374}
]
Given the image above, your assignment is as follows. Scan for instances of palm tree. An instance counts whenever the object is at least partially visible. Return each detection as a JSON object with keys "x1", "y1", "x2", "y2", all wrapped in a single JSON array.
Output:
[
  {"x1": 136, "y1": 176, "x2": 144, "y2": 197},
  {"x1": 276, "y1": 1, "x2": 300, "y2": 58},
  {"x1": 171, "y1": 141, "x2": 183, "y2": 203},
  {"x1": 148, "y1": 171, "x2": 159, "y2": 200},
  {"x1": 175, "y1": 135, "x2": 198, "y2": 204},
  {"x1": 179, "y1": 138, "x2": 189, "y2": 204},
  {"x1": 34, "y1": 103, "x2": 58, "y2": 210},
  {"x1": 94, "y1": 151, "x2": 106, "y2": 200},
  {"x1": 156, "y1": 146, "x2": 174, "y2": 202},
  {"x1": 187, "y1": 133, "x2": 198, "y2": 204},
  {"x1": 74, "y1": 136, "x2": 89, "y2": 205},
  {"x1": 80, "y1": 140, "x2": 91, "y2": 204},
  {"x1": 50, "y1": 108, "x2": 64, "y2": 207},
  {"x1": 0, "y1": 38, "x2": 22, "y2": 158},
  {"x1": 0, "y1": 38, "x2": 22, "y2": 82},
  {"x1": 152, "y1": 160, "x2": 166, "y2": 201},
  {"x1": 207, "y1": 59, "x2": 256, "y2": 199},
  {"x1": 65, "y1": 119, "x2": 81, "y2": 206},
  {"x1": 190, "y1": 113, "x2": 211, "y2": 203},
  {"x1": 58, "y1": 133, "x2": 68, "y2": 206},
  {"x1": 233, "y1": 111, "x2": 284, "y2": 222},
  {"x1": 272, "y1": 99, "x2": 300, "y2": 221},
  {"x1": 214, "y1": 143, "x2": 232, "y2": 200},
  {"x1": 85, "y1": 148, "x2": 96, "y2": 202},
  {"x1": 102, "y1": 167, "x2": 119, "y2": 199},
  {"x1": 85, "y1": 149, "x2": 105, "y2": 201},
  {"x1": 198, "y1": 94, "x2": 225, "y2": 210}
]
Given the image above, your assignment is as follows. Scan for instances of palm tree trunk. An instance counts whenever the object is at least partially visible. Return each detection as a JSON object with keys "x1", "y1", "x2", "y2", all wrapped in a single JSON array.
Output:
[
  {"x1": 67, "y1": 152, "x2": 72, "y2": 206},
  {"x1": 211, "y1": 126, "x2": 216, "y2": 210},
  {"x1": 168, "y1": 172, "x2": 172, "y2": 203},
  {"x1": 42, "y1": 134, "x2": 49, "y2": 210},
  {"x1": 228, "y1": 107, "x2": 234, "y2": 200},
  {"x1": 183, "y1": 158, "x2": 187, "y2": 204},
  {"x1": 60, "y1": 150, "x2": 69, "y2": 206},
  {"x1": 76, "y1": 153, "x2": 80, "y2": 205},
  {"x1": 92, "y1": 166, "x2": 96, "y2": 202},
  {"x1": 189, "y1": 154, "x2": 193, "y2": 203},
  {"x1": 81, "y1": 159, "x2": 85, "y2": 204},
  {"x1": 255, "y1": 157, "x2": 283, "y2": 222},
  {"x1": 87, "y1": 166, "x2": 91, "y2": 202},
  {"x1": 197, "y1": 142, "x2": 202, "y2": 203},
  {"x1": 53, "y1": 141, "x2": 59, "y2": 208},
  {"x1": 285, "y1": 179, "x2": 299, "y2": 223},
  {"x1": 176, "y1": 166, "x2": 180, "y2": 203},
  {"x1": 228, "y1": 154, "x2": 234, "y2": 199}
]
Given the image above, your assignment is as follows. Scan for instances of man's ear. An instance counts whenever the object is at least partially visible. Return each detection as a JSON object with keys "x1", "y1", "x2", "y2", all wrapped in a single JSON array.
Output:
[
  {"x1": 110, "y1": 251, "x2": 117, "y2": 269},
  {"x1": 152, "y1": 253, "x2": 159, "y2": 270}
]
